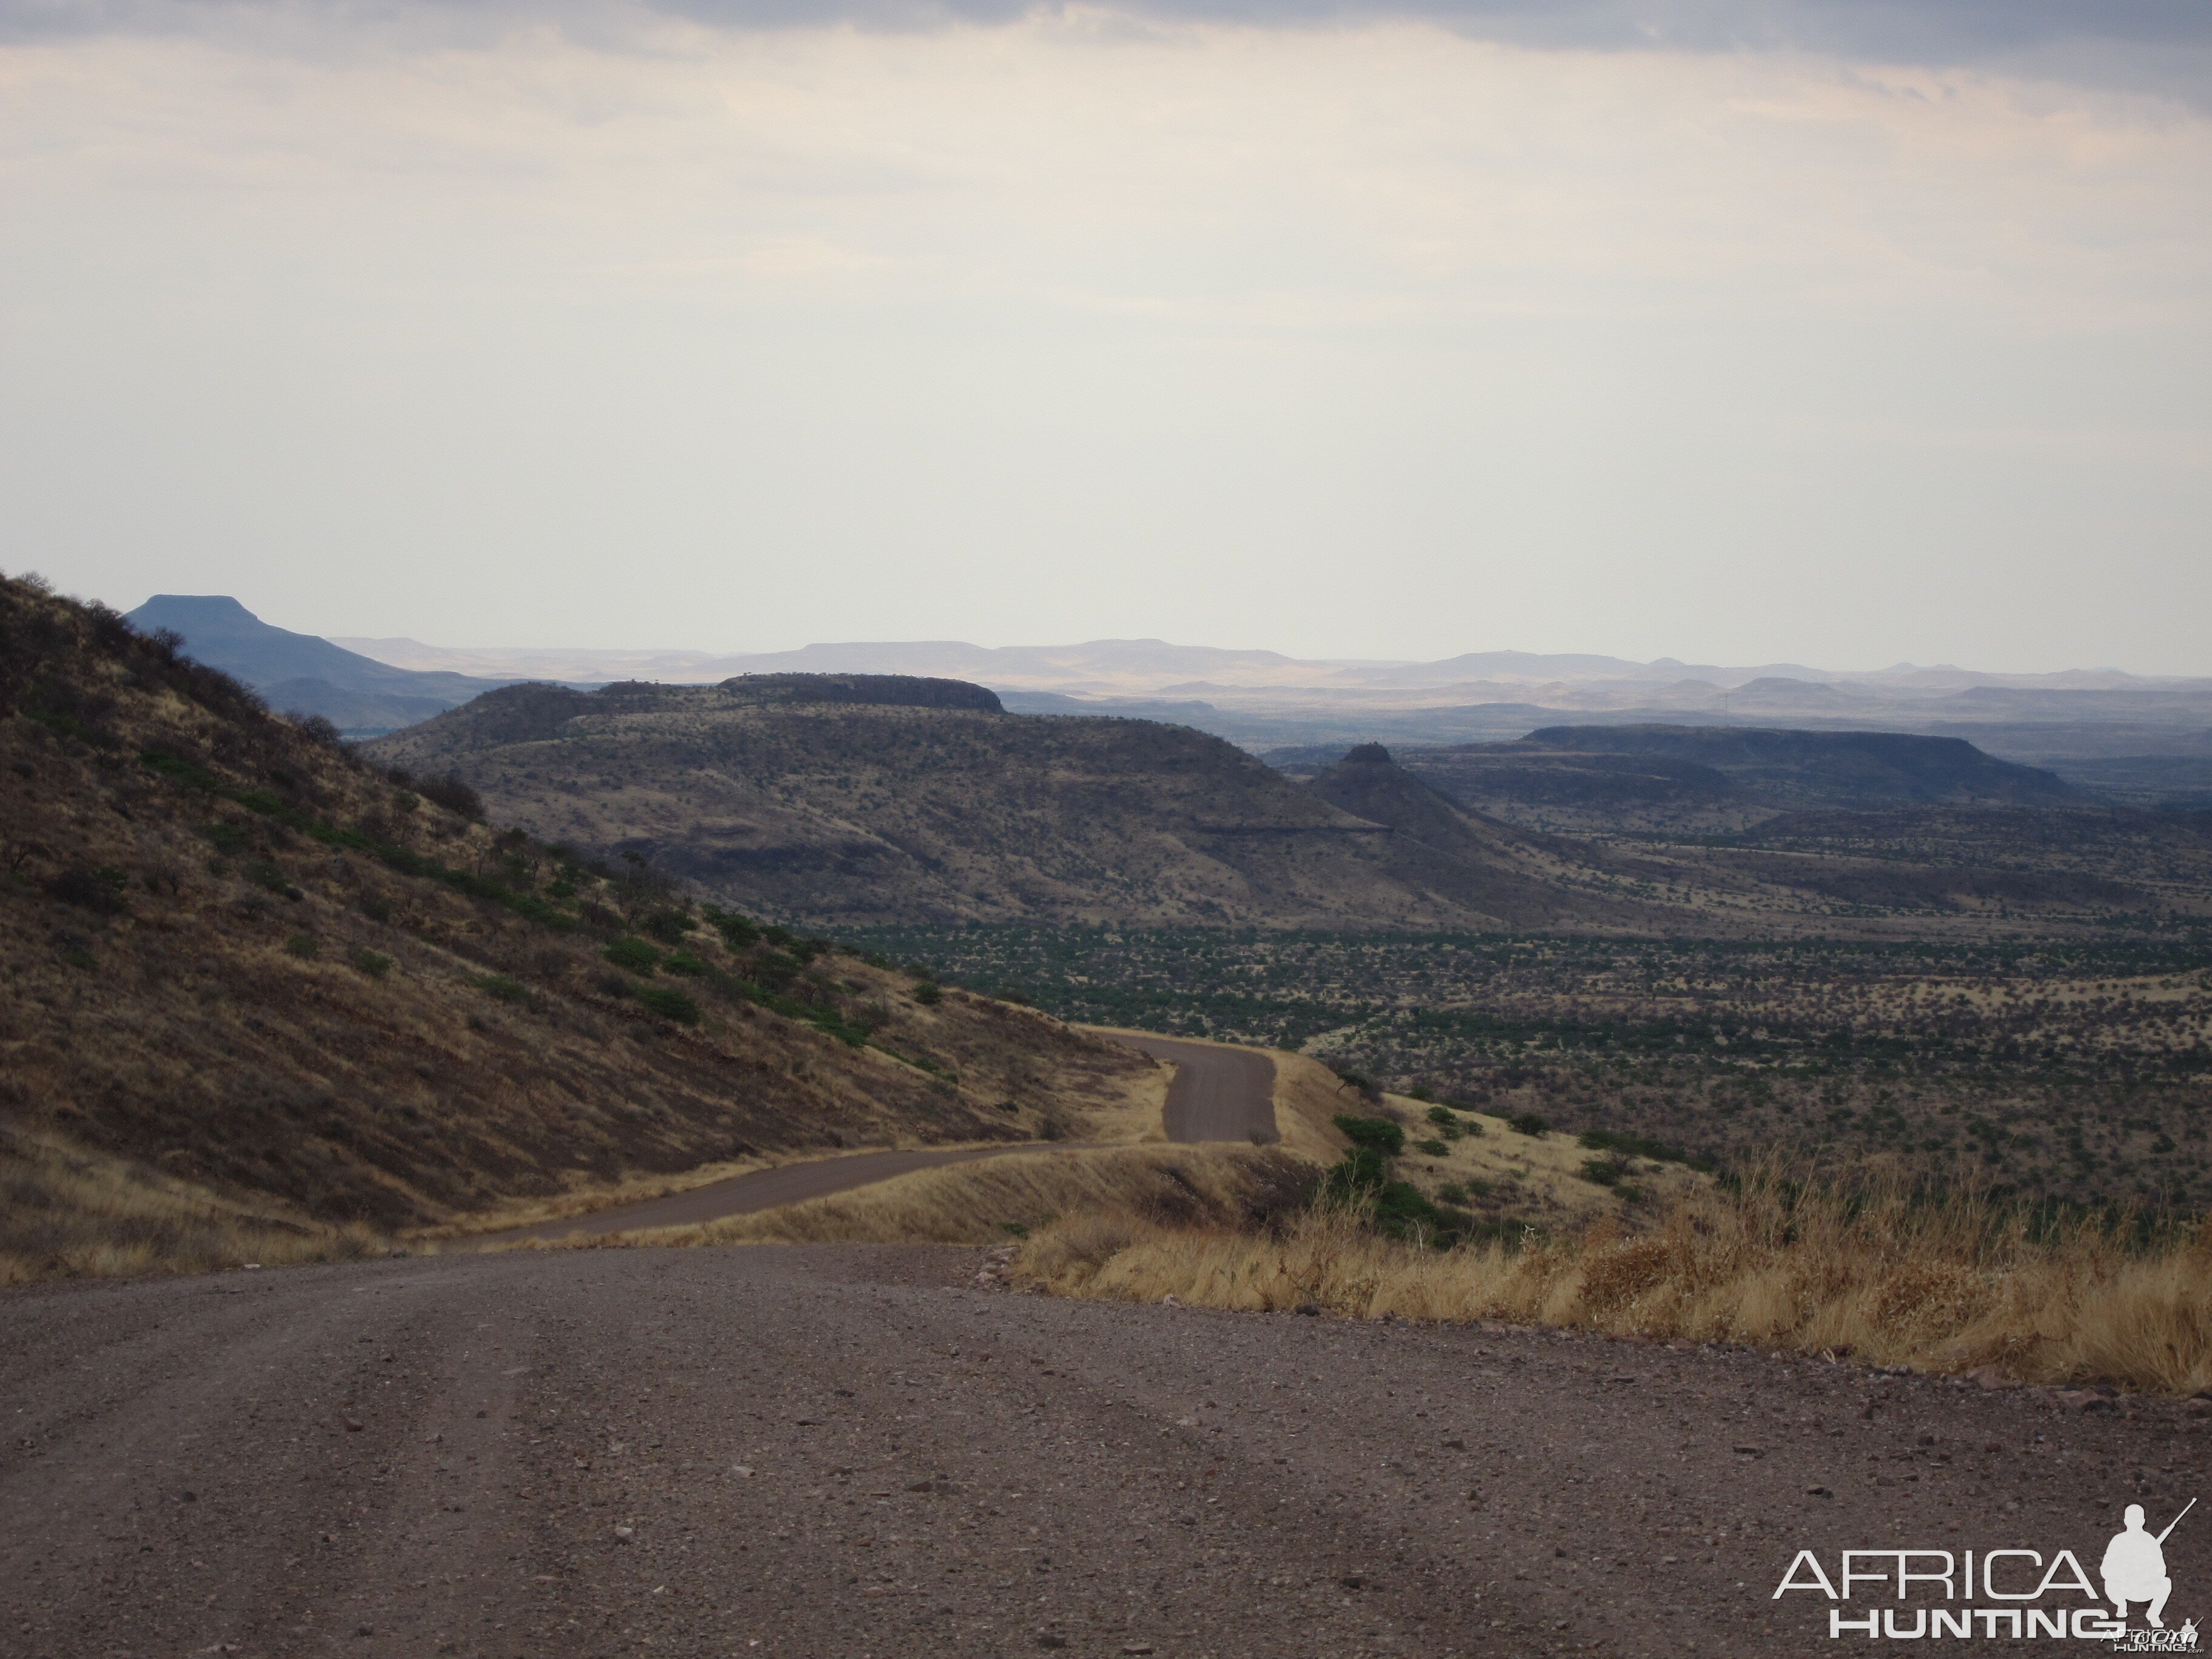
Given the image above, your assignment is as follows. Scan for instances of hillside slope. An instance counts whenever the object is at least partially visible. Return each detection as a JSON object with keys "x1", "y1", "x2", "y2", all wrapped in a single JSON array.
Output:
[
  {"x1": 0, "y1": 578, "x2": 1150, "y2": 1276},
  {"x1": 365, "y1": 680, "x2": 1629, "y2": 930},
  {"x1": 1301, "y1": 743, "x2": 1615, "y2": 920}
]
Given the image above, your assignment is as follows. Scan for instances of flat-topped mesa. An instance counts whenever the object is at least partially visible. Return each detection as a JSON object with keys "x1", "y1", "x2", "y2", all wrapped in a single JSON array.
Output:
[{"x1": 715, "y1": 672, "x2": 1004, "y2": 712}]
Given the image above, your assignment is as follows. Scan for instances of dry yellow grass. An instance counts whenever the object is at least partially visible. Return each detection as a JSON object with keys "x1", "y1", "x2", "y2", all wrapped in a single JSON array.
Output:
[
  {"x1": 1380, "y1": 1093, "x2": 1709, "y2": 1221},
  {"x1": 517, "y1": 1144, "x2": 1312, "y2": 1251},
  {"x1": 1053, "y1": 1045, "x2": 1173, "y2": 1145},
  {"x1": 1014, "y1": 1164, "x2": 2212, "y2": 1396},
  {"x1": 0, "y1": 1128, "x2": 385, "y2": 1285},
  {"x1": 1267, "y1": 1049, "x2": 1362, "y2": 1164}
]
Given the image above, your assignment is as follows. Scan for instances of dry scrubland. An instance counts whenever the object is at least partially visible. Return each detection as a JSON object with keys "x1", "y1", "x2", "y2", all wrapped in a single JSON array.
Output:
[
  {"x1": 0, "y1": 574, "x2": 1147, "y2": 1282},
  {"x1": 1015, "y1": 1165, "x2": 2212, "y2": 1396},
  {"x1": 863, "y1": 926, "x2": 2212, "y2": 1208}
]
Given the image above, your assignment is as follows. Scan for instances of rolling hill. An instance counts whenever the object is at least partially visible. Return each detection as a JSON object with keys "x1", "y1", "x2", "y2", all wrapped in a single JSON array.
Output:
[
  {"x1": 363, "y1": 679, "x2": 1632, "y2": 930},
  {"x1": 0, "y1": 577, "x2": 1149, "y2": 1276}
]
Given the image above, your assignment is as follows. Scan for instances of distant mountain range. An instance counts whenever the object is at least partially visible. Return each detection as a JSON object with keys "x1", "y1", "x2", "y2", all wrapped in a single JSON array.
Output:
[
  {"x1": 330, "y1": 635, "x2": 2212, "y2": 803},
  {"x1": 127, "y1": 599, "x2": 2212, "y2": 803},
  {"x1": 333, "y1": 632, "x2": 2202, "y2": 697},
  {"x1": 124, "y1": 596, "x2": 512, "y2": 734},
  {"x1": 361, "y1": 679, "x2": 2203, "y2": 933}
]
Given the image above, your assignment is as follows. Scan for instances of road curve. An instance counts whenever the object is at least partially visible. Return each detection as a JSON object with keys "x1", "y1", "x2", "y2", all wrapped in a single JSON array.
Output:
[
  {"x1": 483, "y1": 1031, "x2": 1277, "y2": 1242},
  {"x1": 487, "y1": 1144, "x2": 1065, "y2": 1244},
  {"x1": 1108, "y1": 1032, "x2": 1279, "y2": 1144},
  {"x1": 5, "y1": 1245, "x2": 2196, "y2": 1659}
]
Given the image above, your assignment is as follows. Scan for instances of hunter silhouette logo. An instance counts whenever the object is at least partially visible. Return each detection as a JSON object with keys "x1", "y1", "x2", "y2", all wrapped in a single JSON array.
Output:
[
  {"x1": 1772, "y1": 1496, "x2": 2198, "y2": 1644},
  {"x1": 2105, "y1": 1501, "x2": 2190, "y2": 1629}
]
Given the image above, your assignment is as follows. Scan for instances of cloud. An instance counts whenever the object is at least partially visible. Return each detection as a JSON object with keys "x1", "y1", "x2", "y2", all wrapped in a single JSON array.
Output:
[{"x1": 7, "y1": 0, "x2": 2211, "y2": 89}]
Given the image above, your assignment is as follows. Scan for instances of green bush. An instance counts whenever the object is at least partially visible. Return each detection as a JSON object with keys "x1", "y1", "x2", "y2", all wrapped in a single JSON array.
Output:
[
  {"x1": 358, "y1": 893, "x2": 395, "y2": 923},
  {"x1": 639, "y1": 907, "x2": 695, "y2": 945},
  {"x1": 1507, "y1": 1112, "x2": 1552, "y2": 1138},
  {"x1": 246, "y1": 860, "x2": 302, "y2": 901},
  {"x1": 809, "y1": 1010, "x2": 872, "y2": 1047},
  {"x1": 603, "y1": 936, "x2": 660, "y2": 975},
  {"x1": 662, "y1": 950, "x2": 708, "y2": 977},
  {"x1": 284, "y1": 933, "x2": 319, "y2": 959},
  {"x1": 1436, "y1": 1181, "x2": 1470, "y2": 1205},
  {"x1": 705, "y1": 907, "x2": 760, "y2": 948},
  {"x1": 1413, "y1": 1138, "x2": 1450, "y2": 1158},
  {"x1": 204, "y1": 822, "x2": 249, "y2": 854},
  {"x1": 1315, "y1": 1148, "x2": 1452, "y2": 1242},
  {"x1": 417, "y1": 773, "x2": 483, "y2": 819},
  {"x1": 913, "y1": 980, "x2": 942, "y2": 1007},
  {"x1": 1426, "y1": 1104, "x2": 1470, "y2": 1139},
  {"x1": 350, "y1": 948, "x2": 392, "y2": 979},
  {"x1": 637, "y1": 985, "x2": 702, "y2": 1025},
  {"x1": 46, "y1": 865, "x2": 131, "y2": 914},
  {"x1": 1580, "y1": 1156, "x2": 1627, "y2": 1188},
  {"x1": 1333, "y1": 1115, "x2": 1405, "y2": 1156},
  {"x1": 474, "y1": 973, "x2": 529, "y2": 1004}
]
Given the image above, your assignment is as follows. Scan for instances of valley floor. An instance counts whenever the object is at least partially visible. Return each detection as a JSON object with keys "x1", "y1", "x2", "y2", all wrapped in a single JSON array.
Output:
[{"x1": 4, "y1": 1245, "x2": 2204, "y2": 1658}]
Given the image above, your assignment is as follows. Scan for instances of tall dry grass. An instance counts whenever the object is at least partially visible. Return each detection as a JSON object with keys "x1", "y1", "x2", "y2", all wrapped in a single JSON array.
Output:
[
  {"x1": 0, "y1": 1128, "x2": 387, "y2": 1285},
  {"x1": 1015, "y1": 1163, "x2": 2212, "y2": 1396}
]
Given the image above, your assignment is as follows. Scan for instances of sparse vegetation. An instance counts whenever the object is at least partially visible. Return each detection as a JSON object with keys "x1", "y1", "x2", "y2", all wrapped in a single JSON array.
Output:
[
  {"x1": 0, "y1": 570, "x2": 1155, "y2": 1281},
  {"x1": 603, "y1": 936, "x2": 660, "y2": 974},
  {"x1": 849, "y1": 925, "x2": 2212, "y2": 1208},
  {"x1": 1332, "y1": 1115, "x2": 1404, "y2": 1156},
  {"x1": 635, "y1": 985, "x2": 702, "y2": 1025}
]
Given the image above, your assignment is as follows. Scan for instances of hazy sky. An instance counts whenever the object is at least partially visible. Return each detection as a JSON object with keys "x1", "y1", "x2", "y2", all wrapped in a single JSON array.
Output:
[{"x1": 4, "y1": 1, "x2": 2209, "y2": 671}]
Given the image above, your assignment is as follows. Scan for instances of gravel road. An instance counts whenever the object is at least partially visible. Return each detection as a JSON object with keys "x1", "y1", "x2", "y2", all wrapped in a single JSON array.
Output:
[
  {"x1": 1110, "y1": 1035, "x2": 1278, "y2": 1144},
  {"x1": 5, "y1": 1245, "x2": 2202, "y2": 1658},
  {"x1": 491, "y1": 1034, "x2": 1276, "y2": 1244}
]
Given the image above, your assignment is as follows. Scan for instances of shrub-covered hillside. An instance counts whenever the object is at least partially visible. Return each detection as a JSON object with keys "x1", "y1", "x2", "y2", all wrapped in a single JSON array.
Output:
[{"x1": 0, "y1": 573, "x2": 1148, "y2": 1277}]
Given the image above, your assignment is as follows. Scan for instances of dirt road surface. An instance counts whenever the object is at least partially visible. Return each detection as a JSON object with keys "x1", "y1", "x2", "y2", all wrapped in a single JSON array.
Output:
[
  {"x1": 1111, "y1": 1034, "x2": 1278, "y2": 1144},
  {"x1": 490, "y1": 1033, "x2": 1275, "y2": 1244},
  {"x1": 5, "y1": 1245, "x2": 2203, "y2": 1658}
]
